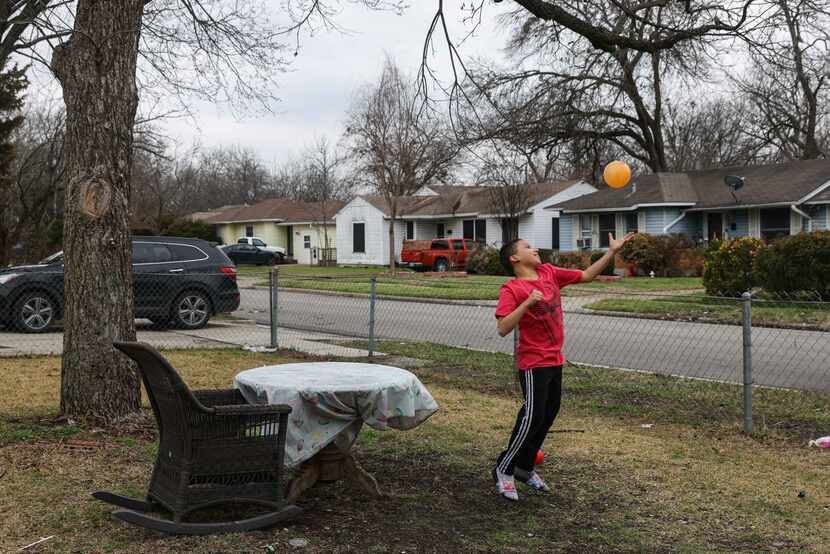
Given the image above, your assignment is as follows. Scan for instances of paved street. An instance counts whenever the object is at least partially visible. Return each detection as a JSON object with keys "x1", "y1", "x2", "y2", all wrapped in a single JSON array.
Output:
[
  {"x1": 237, "y1": 287, "x2": 830, "y2": 393},
  {"x1": 3, "y1": 287, "x2": 828, "y2": 392}
]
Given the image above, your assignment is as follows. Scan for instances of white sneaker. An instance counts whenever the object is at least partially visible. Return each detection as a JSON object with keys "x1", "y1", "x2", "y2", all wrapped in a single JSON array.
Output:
[
  {"x1": 525, "y1": 471, "x2": 551, "y2": 493},
  {"x1": 492, "y1": 467, "x2": 519, "y2": 501}
]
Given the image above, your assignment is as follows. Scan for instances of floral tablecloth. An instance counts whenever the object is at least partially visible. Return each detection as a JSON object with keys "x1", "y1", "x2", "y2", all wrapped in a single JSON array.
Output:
[{"x1": 234, "y1": 362, "x2": 439, "y2": 467}]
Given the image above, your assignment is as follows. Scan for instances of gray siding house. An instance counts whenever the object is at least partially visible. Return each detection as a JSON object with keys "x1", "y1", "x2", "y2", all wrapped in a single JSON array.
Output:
[{"x1": 550, "y1": 160, "x2": 830, "y2": 252}]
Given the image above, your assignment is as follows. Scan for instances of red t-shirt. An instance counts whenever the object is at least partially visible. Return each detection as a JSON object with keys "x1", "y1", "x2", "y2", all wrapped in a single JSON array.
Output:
[{"x1": 496, "y1": 264, "x2": 583, "y2": 370}]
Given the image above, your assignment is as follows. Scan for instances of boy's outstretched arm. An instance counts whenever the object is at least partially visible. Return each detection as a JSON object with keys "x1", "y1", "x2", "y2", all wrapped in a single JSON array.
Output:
[
  {"x1": 497, "y1": 290, "x2": 543, "y2": 336},
  {"x1": 580, "y1": 232, "x2": 637, "y2": 283}
]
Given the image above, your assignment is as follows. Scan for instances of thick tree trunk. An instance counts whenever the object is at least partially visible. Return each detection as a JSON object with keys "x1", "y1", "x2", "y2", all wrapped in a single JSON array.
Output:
[{"x1": 51, "y1": 0, "x2": 144, "y2": 422}]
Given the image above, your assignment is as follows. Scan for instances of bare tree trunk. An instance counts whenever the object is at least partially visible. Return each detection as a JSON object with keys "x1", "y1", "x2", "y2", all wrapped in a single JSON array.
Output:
[{"x1": 51, "y1": 0, "x2": 143, "y2": 422}]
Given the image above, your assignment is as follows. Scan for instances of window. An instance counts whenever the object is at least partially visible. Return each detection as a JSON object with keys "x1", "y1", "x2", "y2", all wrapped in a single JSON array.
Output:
[
  {"x1": 463, "y1": 219, "x2": 487, "y2": 241},
  {"x1": 803, "y1": 205, "x2": 822, "y2": 232},
  {"x1": 760, "y1": 208, "x2": 790, "y2": 241},
  {"x1": 252, "y1": 238, "x2": 266, "y2": 247},
  {"x1": 245, "y1": 225, "x2": 254, "y2": 237},
  {"x1": 406, "y1": 221, "x2": 414, "y2": 240},
  {"x1": 132, "y1": 243, "x2": 172, "y2": 264},
  {"x1": 436, "y1": 223, "x2": 445, "y2": 238},
  {"x1": 303, "y1": 235, "x2": 311, "y2": 249},
  {"x1": 451, "y1": 239, "x2": 464, "y2": 250},
  {"x1": 475, "y1": 220, "x2": 486, "y2": 242},
  {"x1": 167, "y1": 244, "x2": 208, "y2": 262},
  {"x1": 599, "y1": 213, "x2": 615, "y2": 248},
  {"x1": 579, "y1": 215, "x2": 592, "y2": 250},
  {"x1": 624, "y1": 212, "x2": 638, "y2": 233},
  {"x1": 432, "y1": 239, "x2": 450, "y2": 250},
  {"x1": 353, "y1": 223, "x2": 365, "y2": 253}
]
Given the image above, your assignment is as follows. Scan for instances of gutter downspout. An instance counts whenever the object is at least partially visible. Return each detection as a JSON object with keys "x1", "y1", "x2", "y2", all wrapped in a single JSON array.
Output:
[
  {"x1": 663, "y1": 211, "x2": 687, "y2": 234},
  {"x1": 791, "y1": 205, "x2": 811, "y2": 231}
]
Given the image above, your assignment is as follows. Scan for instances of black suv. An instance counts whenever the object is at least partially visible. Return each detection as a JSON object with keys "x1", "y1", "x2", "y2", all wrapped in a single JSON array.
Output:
[{"x1": 0, "y1": 236, "x2": 241, "y2": 333}]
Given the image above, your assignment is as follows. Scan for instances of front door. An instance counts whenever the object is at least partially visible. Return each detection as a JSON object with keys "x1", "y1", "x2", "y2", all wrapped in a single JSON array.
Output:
[
  {"x1": 707, "y1": 213, "x2": 723, "y2": 241},
  {"x1": 286, "y1": 225, "x2": 294, "y2": 257}
]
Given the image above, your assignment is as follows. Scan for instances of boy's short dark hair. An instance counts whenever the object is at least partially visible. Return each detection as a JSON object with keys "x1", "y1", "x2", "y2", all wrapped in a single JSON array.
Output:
[{"x1": 499, "y1": 239, "x2": 522, "y2": 276}]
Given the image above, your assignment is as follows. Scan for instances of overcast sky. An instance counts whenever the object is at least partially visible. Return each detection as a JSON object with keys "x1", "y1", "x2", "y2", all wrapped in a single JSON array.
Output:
[{"x1": 151, "y1": 2, "x2": 512, "y2": 167}]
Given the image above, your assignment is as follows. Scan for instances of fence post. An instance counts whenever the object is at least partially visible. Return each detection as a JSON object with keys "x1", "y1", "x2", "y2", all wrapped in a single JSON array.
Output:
[
  {"x1": 368, "y1": 275, "x2": 377, "y2": 358},
  {"x1": 269, "y1": 267, "x2": 279, "y2": 349},
  {"x1": 741, "y1": 291, "x2": 753, "y2": 433}
]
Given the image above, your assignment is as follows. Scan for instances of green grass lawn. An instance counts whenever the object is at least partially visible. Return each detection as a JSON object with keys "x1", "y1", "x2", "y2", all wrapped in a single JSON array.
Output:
[
  {"x1": 244, "y1": 266, "x2": 703, "y2": 301},
  {"x1": 571, "y1": 276, "x2": 703, "y2": 291},
  {"x1": 1, "y1": 347, "x2": 829, "y2": 552},
  {"x1": 237, "y1": 264, "x2": 403, "y2": 277},
  {"x1": 583, "y1": 294, "x2": 830, "y2": 329}
]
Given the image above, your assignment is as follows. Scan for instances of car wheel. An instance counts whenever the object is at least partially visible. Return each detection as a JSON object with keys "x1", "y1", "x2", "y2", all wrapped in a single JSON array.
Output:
[
  {"x1": 433, "y1": 258, "x2": 449, "y2": 272},
  {"x1": 13, "y1": 292, "x2": 56, "y2": 333},
  {"x1": 171, "y1": 290, "x2": 211, "y2": 329}
]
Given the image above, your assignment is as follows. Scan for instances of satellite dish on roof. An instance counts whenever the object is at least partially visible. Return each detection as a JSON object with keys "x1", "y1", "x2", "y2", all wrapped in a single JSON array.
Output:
[
  {"x1": 724, "y1": 175, "x2": 744, "y2": 190},
  {"x1": 724, "y1": 175, "x2": 744, "y2": 204}
]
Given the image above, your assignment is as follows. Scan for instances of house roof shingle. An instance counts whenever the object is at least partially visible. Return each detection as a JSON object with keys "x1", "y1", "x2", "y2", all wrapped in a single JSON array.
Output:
[
  {"x1": 359, "y1": 180, "x2": 584, "y2": 218},
  {"x1": 203, "y1": 199, "x2": 345, "y2": 224},
  {"x1": 551, "y1": 159, "x2": 830, "y2": 212}
]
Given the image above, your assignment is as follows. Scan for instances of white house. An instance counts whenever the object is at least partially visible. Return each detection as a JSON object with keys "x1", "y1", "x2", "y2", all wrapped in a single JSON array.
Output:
[
  {"x1": 203, "y1": 199, "x2": 344, "y2": 265},
  {"x1": 335, "y1": 181, "x2": 597, "y2": 266}
]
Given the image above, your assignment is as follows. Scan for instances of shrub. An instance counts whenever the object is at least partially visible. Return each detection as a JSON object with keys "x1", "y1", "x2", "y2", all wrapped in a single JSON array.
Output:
[
  {"x1": 702, "y1": 237, "x2": 765, "y2": 297},
  {"x1": 537, "y1": 248, "x2": 557, "y2": 264},
  {"x1": 162, "y1": 219, "x2": 221, "y2": 243},
  {"x1": 619, "y1": 233, "x2": 695, "y2": 276},
  {"x1": 754, "y1": 231, "x2": 830, "y2": 298},
  {"x1": 466, "y1": 245, "x2": 506, "y2": 275},
  {"x1": 557, "y1": 252, "x2": 589, "y2": 270},
  {"x1": 590, "y1": 251, "x2": 615, "y2": 276}
]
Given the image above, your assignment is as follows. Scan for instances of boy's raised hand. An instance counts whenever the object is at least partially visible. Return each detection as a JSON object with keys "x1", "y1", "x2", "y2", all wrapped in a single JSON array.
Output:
[
  {"x1": 526, "y1": 290, "x2": 544, "y2": 306},
  {"x1": 609, "y1": 232, "x2": 637, "y2": 253}
]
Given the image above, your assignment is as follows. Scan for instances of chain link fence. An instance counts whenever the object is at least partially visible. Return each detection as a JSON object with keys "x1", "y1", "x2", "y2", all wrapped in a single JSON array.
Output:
[{"x1": 2, "y1": 269, "x2": 828, "y2": 437}]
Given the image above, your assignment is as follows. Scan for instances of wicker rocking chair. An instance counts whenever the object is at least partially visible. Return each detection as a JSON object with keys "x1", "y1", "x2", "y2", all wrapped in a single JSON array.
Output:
[{"x1": 93, "y1": 341, "x2": 301, "y2": 534}]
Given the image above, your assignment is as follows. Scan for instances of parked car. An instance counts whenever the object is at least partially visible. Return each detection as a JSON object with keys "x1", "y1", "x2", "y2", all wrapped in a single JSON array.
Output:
[
  {"x1": 236, "y1": 237, "x2": 286, "y2": 256},
  {"x1": 0, "y1": 236, "x2": 240, "y2": 333},
  {"x1": 221, "y1": 243, "x2": 283, "y2": 266},
  {"x1": 400, "y1": 238, "x2": 477, "y2": 272}
]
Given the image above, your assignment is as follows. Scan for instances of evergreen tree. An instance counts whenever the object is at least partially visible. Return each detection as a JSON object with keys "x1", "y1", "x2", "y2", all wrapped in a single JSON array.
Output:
[{"x1": 0, "y1": 64, "x2": 28, "y2": 265}]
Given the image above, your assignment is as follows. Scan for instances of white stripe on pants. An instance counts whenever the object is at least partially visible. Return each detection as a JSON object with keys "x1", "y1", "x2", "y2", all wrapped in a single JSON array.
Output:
[{"x1": 498, "y1": 369, "x2": 533, "y2": 474}]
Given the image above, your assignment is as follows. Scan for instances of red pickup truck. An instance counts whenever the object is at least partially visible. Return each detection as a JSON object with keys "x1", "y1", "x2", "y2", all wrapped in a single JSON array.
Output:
[{"x1": 400, "y1": 238, "x2": 477, "y2": 272}]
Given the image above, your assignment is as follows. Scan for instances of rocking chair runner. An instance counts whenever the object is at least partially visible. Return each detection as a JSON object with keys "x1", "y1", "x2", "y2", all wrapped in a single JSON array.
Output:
[{"x1": 93, "y1": 341, "x2": 302, "y2": 534}]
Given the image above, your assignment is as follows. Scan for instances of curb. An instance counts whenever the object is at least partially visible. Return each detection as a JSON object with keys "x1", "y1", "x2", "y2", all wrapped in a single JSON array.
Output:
[{"x1": 575, "y1": 308, "x2": 830, "y2": 333}]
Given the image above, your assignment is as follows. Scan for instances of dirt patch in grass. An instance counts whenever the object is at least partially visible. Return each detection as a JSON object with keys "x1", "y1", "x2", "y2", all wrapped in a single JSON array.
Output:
[{"x1": 2, "y1": 383, "x2": 828, "y2": 552}]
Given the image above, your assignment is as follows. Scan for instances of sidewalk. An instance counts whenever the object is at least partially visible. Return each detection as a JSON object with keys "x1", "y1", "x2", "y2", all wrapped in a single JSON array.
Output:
[{"x1": 0, "y1": 322, "x2": 373, "y2": 358}]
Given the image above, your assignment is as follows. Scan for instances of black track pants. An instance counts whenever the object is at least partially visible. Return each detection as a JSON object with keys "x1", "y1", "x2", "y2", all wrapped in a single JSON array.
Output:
[{"x1": 495, "y1": 365, "x2": 563, "y2": 476}]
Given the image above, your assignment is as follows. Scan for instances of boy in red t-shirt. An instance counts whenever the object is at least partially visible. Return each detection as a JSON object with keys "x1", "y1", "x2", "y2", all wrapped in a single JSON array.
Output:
[{"x1": 493, "y1": 234, "x2": 634, "y2": 501}]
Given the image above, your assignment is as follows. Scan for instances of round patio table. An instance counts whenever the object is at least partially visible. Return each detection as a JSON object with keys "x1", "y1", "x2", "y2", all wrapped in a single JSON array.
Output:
[{"x1": 234, "y1": 362, "x2": 439, "y2": 501}]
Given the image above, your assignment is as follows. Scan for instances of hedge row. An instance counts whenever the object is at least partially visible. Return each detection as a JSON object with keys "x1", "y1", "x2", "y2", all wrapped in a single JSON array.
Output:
[{"x1": 704, "y1": 231, "x2": 830, "y2": 297}]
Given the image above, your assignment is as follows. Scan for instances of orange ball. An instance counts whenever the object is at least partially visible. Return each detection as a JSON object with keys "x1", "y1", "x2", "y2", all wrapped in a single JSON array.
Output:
[{"x1": 603, "y1": 160, "x2": 631, "y2": 189}]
